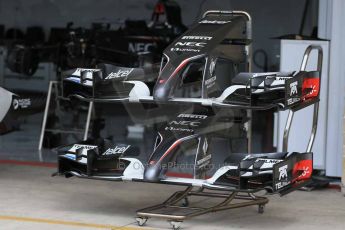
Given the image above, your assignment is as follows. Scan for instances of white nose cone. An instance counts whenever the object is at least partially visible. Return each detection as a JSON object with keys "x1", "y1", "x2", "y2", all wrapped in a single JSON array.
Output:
[
  {"x1": 0, "y1": 87, "x2": 13, "y2": 122},
  {"x1": 127, "y1": 81, "x2": 150, "y2": 98}
]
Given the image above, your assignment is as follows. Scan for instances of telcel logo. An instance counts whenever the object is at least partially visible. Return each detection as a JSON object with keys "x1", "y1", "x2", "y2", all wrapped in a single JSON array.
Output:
[
  {"x1": 105, "y1": 69, "x2": 134, "y2": 80},
  {"x1": 104, "y1": 145, "x2": 131, "y2": 155}
]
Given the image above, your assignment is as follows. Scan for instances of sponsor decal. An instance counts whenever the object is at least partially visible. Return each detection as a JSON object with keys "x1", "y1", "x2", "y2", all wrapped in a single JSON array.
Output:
[
  {"x1": 169, "y1": 120, "x2": 201, "y2": 127},
  {"x1": 302, "y1": 78, "x2": 319, "y2": 99},
  {"x1": 286, "y1": 80, "x2": 301, "y2": 105},
  {"x1": 197, "y1": 154, "x2": 211, "y2": 167},
  {"x1": 252, "y1": 158, "x2": 283, "y2": 171},
  {"x1": 255, "y1": 158, "x2": 282, "y2": 165},
  {"x1": 177, "y1": 114, "x2": 207, "y2": 119},
  {"x1": 73, "y1": 68, "x2": 100, "y2": 75},
  {"x1": 174, "y1": 42, "x2": 207, "y2": 47},
  {"x1": 13, "y1": 98, "x2": 31, "y2": 110},
  {"x1": 205, "y1": 76, "x2": 216, "y2": 89},
  {"x1": 287, "y1": 97, "x2": 300, "y2": 105},
  {"x1": 275, "y1": 164, "x2": 290, "y2": 190},
  {"x1": 289, "y1": 81, "x2": 298, "y2": 96},
  {"x1": 76, "y1": 68, "x2": 99, "y2": 72},
  {"x1": 170, "y1": 47, "x2": 200, "y2": 52},
  {"x1": 209, "y1": 58, "x2": 216, "y2": 76},
  {"x1": 292, "y1": 159, "x2": 312, "y2": 181},
  {"x1": 165, "y1": 126, "x2": 193, "y2": 132},
  {"x1": 276, "y1": 77, "x2": 291, "y2": 81},
  {"x1": 182, "y1": 36, "x2": 212, "y2": 40},
  {"x1": 199, "y1": 20, "x2": 231, "y2": 24},
  {"x1": 103, "y1": 145, "x2": 131, "y2": 155},
  {"x1": 105, "y1": 68, "x2": 134, "y2": 80},
  {"x1": 196, "y1": 139, "x2": 212, "y2": 172},
  {"x1": 128, "y1": 42, "x2": 154, "y2": 53},
  {"x1": 275, "y1": 180, "x2": 291, "y2": 190},
  {"x1": 278, "y1": 164, "x2": 288, "y2": 180},
  {"x1": 68, "y1": 144, "x2": 97, "y2": 153},
  {"x1": 166, "y1": 114, "x2": 206, "y2": 132}
]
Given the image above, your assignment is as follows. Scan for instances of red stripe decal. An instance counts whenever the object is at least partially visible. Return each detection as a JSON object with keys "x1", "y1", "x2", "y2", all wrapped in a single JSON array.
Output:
[
  {"x1": 158, "y1": 139, "x2": 182, "y2": 162},
  {"x1": 167, "y1": 59, "x2": 190, "y2": 81}
]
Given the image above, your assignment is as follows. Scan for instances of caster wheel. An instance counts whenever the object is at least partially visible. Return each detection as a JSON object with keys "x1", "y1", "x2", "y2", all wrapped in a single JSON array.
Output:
[
  {"x1": 258, "y1": 204, "x2": 265, "y2": 214},
  {"x1": 181, "y1": 197, "x2": 189, "y2": 207},
  {"x1": 170, "y1": 221, "x2": 182, "y2": 230},
  {"x1": 136, "y1": 217, "x2": 148, "y2": 226}
]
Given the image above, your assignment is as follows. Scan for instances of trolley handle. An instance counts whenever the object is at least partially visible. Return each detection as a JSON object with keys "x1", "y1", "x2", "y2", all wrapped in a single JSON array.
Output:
[
  {"x1": 283, "y1": 45, "x2": 323, "y2": 153},
  {"x1": 300, "y1": 45, "x2": 323, "y2": 72},
  {"x1": 202, "y1": 10, "x2": 252, "y2": 22}
]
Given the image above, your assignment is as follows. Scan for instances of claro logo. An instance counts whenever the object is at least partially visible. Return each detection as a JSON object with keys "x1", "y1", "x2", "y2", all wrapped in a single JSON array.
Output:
[{"x1": 174, "y1": 42, "x2": 207, "y2": 47}]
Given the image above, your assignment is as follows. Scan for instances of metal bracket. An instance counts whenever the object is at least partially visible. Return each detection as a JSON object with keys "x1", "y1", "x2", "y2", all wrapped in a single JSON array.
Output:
[{"x1": 38, "y1": 81, "x2": 93, "y2": 150}]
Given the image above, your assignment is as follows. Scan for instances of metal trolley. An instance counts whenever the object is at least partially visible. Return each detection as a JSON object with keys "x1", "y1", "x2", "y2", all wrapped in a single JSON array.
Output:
[
  {"x1": 136, "y1": 187, "x2": 268, "y2": 229},
  {"x1": 134, "y1": 12, "x2": 323, "y2": 229}
]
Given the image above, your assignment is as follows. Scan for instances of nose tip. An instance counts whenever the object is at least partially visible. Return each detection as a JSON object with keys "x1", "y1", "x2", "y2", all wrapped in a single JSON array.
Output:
[
  {"x1": 144, "y1": 165, "x2": 161, "y2": 182},
  {"x1": 153, "y1": 86, "x2": 169, "y2": 101},
  {"x1": 153, "y1": 77, "x2": 176, "y2": 102}
]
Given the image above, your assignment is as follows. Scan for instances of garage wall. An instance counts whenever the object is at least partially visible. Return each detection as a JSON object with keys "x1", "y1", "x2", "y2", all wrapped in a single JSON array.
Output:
[{"x1": 0, "y1": 0, "x2": 318, "y2": 71}]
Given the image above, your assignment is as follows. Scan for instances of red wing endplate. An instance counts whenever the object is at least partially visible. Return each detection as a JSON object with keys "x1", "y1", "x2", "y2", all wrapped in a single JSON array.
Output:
[{"x1": 273, "y1": 152, "x2": 313, "y2": 196}]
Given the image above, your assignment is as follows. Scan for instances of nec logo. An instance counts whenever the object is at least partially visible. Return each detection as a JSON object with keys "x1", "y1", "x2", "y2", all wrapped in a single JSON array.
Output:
[
  {"x1": 169, "y1": 120, "x2": 201, "y2": 127},
  {"x1": 128, "y1": 42, "x2": 154, "y2": 53},
  {"x1": 175, "y1": 42, "x2": 207, "y2": 47}
]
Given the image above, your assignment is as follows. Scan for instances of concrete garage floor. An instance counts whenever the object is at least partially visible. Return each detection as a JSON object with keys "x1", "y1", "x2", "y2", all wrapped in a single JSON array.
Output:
[{"x1": 0, "y1": 163, "x2": 344, "y2": 230}]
